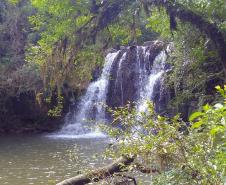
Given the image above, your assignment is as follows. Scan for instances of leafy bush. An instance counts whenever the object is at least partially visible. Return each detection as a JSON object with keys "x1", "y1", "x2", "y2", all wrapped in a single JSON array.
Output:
[{"x1": 101, "y1": 86, "x2": 226, "y2": 184}]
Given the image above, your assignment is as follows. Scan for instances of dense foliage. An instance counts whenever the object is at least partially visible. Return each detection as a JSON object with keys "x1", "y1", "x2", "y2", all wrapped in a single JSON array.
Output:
[
  {"x1": 102, "y1": 86, "x2": 226, "y2": 184},
  {"x1": 0, "y1": 0, "x2": 42, "y2": 117}
]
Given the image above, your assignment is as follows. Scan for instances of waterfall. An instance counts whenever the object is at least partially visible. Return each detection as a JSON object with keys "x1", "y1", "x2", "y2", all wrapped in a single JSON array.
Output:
[
  {"x1": 52, "y1": 42, "x2": 168, "y2": 139},
  {"x1": 114, "y1": 52, "x2": 127, "y2": 106},
  {"x1": 55, "y1": 51, "x2": 120, "y2": 138},
  {"x1": 137, "y1": 50, "x2": 167, "y2": 113}
]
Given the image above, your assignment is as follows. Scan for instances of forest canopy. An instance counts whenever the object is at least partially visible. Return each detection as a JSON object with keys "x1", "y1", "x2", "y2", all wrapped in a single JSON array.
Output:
[{"x1": 1, "y1": 0, "x2": 225, "y2": 94}]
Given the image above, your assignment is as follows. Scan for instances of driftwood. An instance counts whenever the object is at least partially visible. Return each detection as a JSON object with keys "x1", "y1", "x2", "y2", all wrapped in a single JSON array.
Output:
[{"x1": 56, "y1": 156, "x2": 134, "y2": 185}]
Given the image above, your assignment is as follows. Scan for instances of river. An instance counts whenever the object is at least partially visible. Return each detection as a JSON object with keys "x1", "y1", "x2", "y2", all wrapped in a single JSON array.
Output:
[{"x1": 0, "y1": 135, "x2": 108, "y2": 185}]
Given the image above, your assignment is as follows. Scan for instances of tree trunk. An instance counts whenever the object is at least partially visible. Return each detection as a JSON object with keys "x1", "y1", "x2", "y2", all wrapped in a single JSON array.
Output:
[{"x1": 56, "y1": 156, "x2": 134, "y2": 185}]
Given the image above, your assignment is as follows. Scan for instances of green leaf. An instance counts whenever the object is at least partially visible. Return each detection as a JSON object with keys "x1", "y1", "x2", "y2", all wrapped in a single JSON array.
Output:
[
  {"x1": 210, "y1": 126, "x2": 224, "y2": 135},
  {"x1": 192, "y1": 121, "x2": 204, "y2": 129},
  {"x1": 215, "y1": 85, "x2": 221, "y2": 90},
  {"x1": 203, "y1": 104, "x2": 211, "y2": 111},
  {"x1": 189, "y1": 111, "x2": 204, "y2": 121},
  {"x1": 215, "y1": 85, "x2": 225, "y2": 96}
]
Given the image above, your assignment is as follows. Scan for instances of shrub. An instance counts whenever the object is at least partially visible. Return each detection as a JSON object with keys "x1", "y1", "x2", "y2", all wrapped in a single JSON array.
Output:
[{"x1": 101, "y1": 86, "x2": 226, "y2": 184}]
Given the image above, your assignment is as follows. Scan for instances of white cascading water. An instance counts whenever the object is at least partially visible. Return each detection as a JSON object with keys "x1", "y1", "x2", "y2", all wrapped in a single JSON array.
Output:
[
  {"x1": 137, "y1": 46, "x2": 147, "y2": 94},
  {"x1": 114, "y1": 52, "x2": 127, "y2": 106},
  {"x1": 52, "y1": 45, "x2": 167, "y2": 139},
  {"x1": 137, "y1": 50, "x2": 167, "y2": 113},
  {"x1": 54, "y1": 51, "x2": 120, "y2": 138}
]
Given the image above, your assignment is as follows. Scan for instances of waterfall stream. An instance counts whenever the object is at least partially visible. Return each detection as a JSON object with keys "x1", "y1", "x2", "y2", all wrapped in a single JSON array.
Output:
[
  {"x1": 137, "y1": 50, "x2": 167, "y2": 113},
  {"x1": 55, "y1": 51, "x2": 120, "y2": 138},
  {"x1": 54, "y1": 44, "x2": 167, "y2": 138},
  {"x1": 114, "y1": 52, "x2": 127, "y2": 106}
]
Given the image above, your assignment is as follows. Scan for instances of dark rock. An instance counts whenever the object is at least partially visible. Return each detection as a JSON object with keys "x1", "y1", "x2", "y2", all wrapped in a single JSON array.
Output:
[
  {"x1": 0, "y1": 91, "x2": 67, "y2": 135},
  {"x1": 92, "y1": 66, "x2": 102, "y2": 81}
]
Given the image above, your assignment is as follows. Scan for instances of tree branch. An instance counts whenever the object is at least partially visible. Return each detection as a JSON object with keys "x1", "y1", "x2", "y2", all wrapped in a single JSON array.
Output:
[{"x1": 148, "y1": 0, "x2": 226, "y2": 76}]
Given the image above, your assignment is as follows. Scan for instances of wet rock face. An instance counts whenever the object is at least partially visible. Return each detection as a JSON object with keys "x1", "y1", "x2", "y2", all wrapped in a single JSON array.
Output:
[
  {"x1": 106, "y1": 41, "x2": 165, "y2": 108},
  {"x1": 106, "y1": 48, "x2": 137, "y2": 108},
  {"x1": 152, "y1": 78, "x2": 171, "y2": 114}
]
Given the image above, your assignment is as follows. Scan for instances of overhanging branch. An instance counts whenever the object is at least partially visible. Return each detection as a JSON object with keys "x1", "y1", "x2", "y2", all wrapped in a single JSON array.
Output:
[{"x1": 147, "y1": 0, "x2": 226, "y2": 76}]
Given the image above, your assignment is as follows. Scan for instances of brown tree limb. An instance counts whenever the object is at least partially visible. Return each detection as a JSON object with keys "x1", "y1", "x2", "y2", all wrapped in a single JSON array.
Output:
[
  {"x1": 56, "y1": 156, "x2": 134, "y2": 185},
  {"x1": 90, "y1": 0, "x2": 132, "y2": 39}
]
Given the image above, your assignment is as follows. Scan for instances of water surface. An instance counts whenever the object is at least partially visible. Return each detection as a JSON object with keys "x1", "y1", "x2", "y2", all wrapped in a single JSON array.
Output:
[{"x1": 0, "y1": 135, "x2": 108, "y2": 185}]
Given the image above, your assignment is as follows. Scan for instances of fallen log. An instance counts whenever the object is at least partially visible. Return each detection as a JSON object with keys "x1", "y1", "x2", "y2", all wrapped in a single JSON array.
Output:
[{"x1": 56, "y1": 156, "x2": 134, "y2": 185}]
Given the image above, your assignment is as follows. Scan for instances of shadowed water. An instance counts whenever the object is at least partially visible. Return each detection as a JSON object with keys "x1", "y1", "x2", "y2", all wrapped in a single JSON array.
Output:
[{"x1": 0, "y1": 135, "x2": 108, "y2": 185}]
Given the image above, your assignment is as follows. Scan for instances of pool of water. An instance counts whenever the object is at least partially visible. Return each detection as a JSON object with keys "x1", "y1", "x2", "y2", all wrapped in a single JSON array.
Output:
[{"x1": 0, "y1": 135, "x2": 109, "y2": 185}]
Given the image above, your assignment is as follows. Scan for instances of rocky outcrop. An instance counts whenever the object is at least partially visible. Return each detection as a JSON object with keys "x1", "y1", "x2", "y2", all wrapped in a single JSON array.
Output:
[{"x1": 0, "y1": 91, "x2": 67, "y2": 134}]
